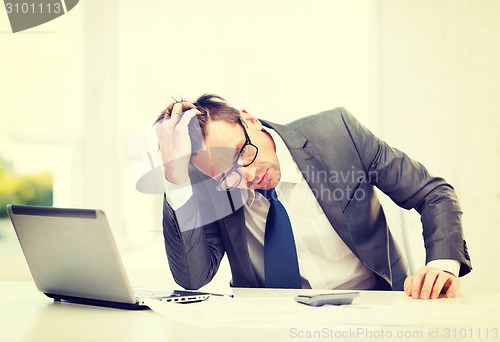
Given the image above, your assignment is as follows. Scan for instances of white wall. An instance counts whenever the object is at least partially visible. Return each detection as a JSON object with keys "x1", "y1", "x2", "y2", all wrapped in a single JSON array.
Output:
[{"x1": 378, "y1": 0, "x2": 500, "y2": 292}]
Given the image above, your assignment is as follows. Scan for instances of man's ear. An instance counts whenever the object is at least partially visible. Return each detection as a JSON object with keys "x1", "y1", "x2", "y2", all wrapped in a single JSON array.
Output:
[{"x1": 240, "y1": 109, "x2": 263, "y2": 130}]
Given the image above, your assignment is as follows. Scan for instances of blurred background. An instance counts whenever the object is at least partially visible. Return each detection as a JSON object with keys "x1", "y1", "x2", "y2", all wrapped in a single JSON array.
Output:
[{"x1": 0, "y1": 0, "x2": 499, "y2": 293}]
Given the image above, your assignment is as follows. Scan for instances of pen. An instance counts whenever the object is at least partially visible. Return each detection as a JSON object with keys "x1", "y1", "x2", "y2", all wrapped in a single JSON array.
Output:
[{"x1": 210, "y1": 293, "x2": 235, "y2": 298}]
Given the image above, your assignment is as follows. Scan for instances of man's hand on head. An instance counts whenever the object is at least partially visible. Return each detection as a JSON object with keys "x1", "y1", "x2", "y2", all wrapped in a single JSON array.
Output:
[
  {"x1": 156, "y1": 102, "x2": 200, "y2": 185},
  {"x1": 404, "y1": 266, "x2": 460, "y2": 300}
]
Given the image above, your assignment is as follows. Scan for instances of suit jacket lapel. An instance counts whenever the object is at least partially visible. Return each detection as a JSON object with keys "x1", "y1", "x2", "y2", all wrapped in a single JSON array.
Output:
[{"x1": 221, "y1": 190, "x2": 261, "y2": 287}]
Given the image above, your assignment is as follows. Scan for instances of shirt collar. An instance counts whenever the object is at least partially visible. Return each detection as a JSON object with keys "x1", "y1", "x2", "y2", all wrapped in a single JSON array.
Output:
[
  {"x1": 246, "y1": 126, "x2": 302, "y2": 205},
  {"x1": 266, "y1": 127, "x2": 302, "y2": 184}
]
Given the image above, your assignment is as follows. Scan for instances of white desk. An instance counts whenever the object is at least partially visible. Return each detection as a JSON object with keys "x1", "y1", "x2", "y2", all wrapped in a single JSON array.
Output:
[{"x1": 0, "y1": 281, "x2": 498, "y2": 342}]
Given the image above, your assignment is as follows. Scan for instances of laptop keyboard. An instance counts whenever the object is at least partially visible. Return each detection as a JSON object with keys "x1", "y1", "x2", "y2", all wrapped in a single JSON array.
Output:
[
  {"x1": 133, "y1": 289, "x2": 175, "y2": 300},
  {"x1": 133, "y1": 288, "x2": 210, "y2": 303}
]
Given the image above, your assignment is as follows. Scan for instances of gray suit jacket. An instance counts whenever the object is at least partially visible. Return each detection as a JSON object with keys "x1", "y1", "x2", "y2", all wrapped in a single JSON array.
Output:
[{"x1": 162, "y1": 107, "x2": 472, "y2": 291}]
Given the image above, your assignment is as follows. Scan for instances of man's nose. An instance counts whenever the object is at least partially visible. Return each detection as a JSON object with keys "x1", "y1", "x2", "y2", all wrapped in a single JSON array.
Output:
[{"x1": 239, "y1": 165, "x2": 257, "y2": 183}]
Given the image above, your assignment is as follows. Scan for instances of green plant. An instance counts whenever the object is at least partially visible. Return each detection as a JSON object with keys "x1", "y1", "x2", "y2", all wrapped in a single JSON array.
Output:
[{"x1": 0, "y1": 156, "x2": 53, "y2": 217}]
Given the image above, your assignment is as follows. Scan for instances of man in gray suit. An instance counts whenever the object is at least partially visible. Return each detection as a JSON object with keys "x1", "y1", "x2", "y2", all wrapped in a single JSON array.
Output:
[{"x1": 155, "y1": 94, "x2": 471, "y2": 300}]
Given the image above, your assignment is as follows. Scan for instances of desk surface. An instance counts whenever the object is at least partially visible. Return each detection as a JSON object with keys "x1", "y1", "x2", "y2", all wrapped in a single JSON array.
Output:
[{"x1": 0, "y1": 281, "x2": 498, "y2": 342}]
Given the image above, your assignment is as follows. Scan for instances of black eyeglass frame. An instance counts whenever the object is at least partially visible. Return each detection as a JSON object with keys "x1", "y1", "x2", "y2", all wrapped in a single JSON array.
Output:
[{"x1": 215, "y1": 117, "x2": 258, "y2": 191}]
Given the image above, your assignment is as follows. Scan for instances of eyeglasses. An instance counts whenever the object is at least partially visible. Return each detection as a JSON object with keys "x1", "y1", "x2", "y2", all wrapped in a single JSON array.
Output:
[{"x1": 215, "y1": 117, "x2": 258, "y2": 191}]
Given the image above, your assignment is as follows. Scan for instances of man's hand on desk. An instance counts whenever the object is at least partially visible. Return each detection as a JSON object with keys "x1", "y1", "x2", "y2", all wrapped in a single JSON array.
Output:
[{"x1": 404, "y1": 266, "x2": 459, "y2": 300}]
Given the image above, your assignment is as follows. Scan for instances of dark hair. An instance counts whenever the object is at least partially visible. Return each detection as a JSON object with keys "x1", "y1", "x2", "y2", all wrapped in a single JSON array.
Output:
[{"x1": 154, "y1": 94, "x2": 240, "y2": 153}]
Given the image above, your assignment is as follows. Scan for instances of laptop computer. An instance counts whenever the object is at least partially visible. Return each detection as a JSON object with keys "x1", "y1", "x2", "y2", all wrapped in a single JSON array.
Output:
[{"x1": 7, "y1": 204, "x2": 210, "y2": 310}]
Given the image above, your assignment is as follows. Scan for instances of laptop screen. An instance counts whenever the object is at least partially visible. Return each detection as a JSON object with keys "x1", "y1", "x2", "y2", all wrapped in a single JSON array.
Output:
[{"x1": 8, "y1": 205, "x2": 137, "y2": 304}]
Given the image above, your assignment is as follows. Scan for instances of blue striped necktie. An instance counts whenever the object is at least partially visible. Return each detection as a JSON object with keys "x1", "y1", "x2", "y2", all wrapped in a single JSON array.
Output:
[{"x1": 257, "y1": 188, "x2": 301, "y2": 289}]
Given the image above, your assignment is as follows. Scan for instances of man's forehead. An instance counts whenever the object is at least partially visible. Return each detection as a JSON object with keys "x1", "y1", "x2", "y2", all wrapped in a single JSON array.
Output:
[
  {"x1": 187, "y1": 120, "x2": 241, "y2": 177},
  {"x1": 191, "y1": 146, "x2": 239, "y2": 177},
  {"x1": 204, "y1": 120, "x2": 243, "y2": 148}
]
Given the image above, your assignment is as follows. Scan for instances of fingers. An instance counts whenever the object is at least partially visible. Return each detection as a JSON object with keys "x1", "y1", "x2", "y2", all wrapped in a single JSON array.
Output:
[
  {"x1": 163, "y1": 103, "x2": 199, "y2": 132},
  {"x1": 429, "y1": 271, "x2": 451, "y2": 299},
  {"x1": 404, "y1": 275, "x2": 412, "y2": 296},
  {"x1": 444, "y1": 276, "x2": 460, "y2": 298},
  {"x1": 169, "y1": 102, "x2": 197, "y2": 120},
  {"x1": 419, "y1": 267, "x2": 441, "y2": 299},
  {"x1": 410, "y1": 267, "x2": 427, "y2": 299},
  {"x1": 404, "y1": 266, "x2": 459, "y2": 300},
  {"x1": 157, "y1": 104, "x2": 199, "y2": 136},
  {"x1": 178, "y1": 108, "x2": 199, "y2": 126},
  {"x1": 155, "y1": 102, "x2": 202, "y2": 185}
]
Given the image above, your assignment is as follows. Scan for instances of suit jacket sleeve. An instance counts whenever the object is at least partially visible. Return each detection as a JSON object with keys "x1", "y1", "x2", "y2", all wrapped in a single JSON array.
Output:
[
  {"x1": 162, "y1": 172, "x2": 227, "y2": 290},
  {"x1": 339, "y1": 108, "x2": 472, "y2": 276}
]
